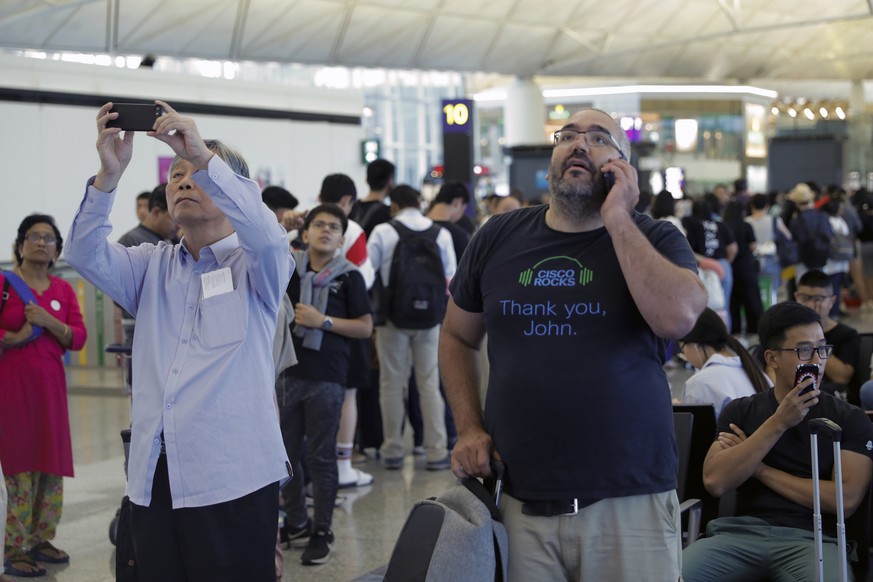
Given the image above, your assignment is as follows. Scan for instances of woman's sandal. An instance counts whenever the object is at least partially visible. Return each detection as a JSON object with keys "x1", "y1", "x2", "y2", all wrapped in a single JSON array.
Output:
[
  {"x1": 3, "y1": 552, "x2": 47, "y2": 578},
  {"x1": 28, "y1": 541, "x2": 70, "y2": 564}
]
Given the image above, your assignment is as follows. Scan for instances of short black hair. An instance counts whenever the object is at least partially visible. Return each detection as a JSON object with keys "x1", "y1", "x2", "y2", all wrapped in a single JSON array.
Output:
[
  {"x1": 136, "y1": 191, "x2": 151, "y2": 202},
  {"x1": 797, "y1": 269, "x2": 832, "y2": 290},
  {"x1": 651, "y1": 190, "x2": 676, "y2": 219},
  {"x1": 733, "y1": 179, "x2": 747, "y2": 192},
  {"x1": 750, "y1": 193, "x2": 769, "y2": 211},
  {"x1": 758, "y1": 302, "x2": 822, "y2": 350},
  {"x1": 319, "y1": 174, "x2": 357, "y2": 204},
  {"x1": 433, "y1": 181, "x2": 470, "y2": 205},
  {"x1": 302, "y1": 204, "x2": 348, "y2": 235},
  {"x1": 149, "y1": 184, "x2": 168, "y2": 212},
  {"x1": 367, "y1": 159, "x2": 395, "y2": 191},
  {"x1": 390, "y1": 185, "x2": 421, "y2": 210},
  {"x1": 261, "y1": 186, "x2": 299, "y2": 211},
  {"x1": 15, "y1": 214, "x2": 63, "y2": 267}
]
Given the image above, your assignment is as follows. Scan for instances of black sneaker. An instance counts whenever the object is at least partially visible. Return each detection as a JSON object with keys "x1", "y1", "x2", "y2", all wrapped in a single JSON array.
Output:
[
  {"x1": 283, "y1": 517, "x2": 311, "y2": 549},
  {"x1": 301, "y1": 530, "x2": 334, "y2": 565}
]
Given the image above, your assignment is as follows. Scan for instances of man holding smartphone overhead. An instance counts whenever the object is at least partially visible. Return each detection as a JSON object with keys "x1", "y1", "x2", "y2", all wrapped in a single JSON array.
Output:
[
  {"x1": 683, "y1": 301, "x2": 873, "y2": 581},
  {"x1": 66, "y1": 101, "x2": 293, "y2": 581},
  {"x1": 441, "y1": 108, "x2": 707, "y2": 581}
]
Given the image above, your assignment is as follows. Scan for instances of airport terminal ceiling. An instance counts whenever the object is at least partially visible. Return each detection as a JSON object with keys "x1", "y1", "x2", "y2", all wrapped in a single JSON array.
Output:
[{"x1": 1, "y1": 0, "x2": 872, "y2": 91}]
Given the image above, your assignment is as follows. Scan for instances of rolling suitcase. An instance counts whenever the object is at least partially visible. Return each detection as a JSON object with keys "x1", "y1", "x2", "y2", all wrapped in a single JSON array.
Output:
[{"x1": 809, "y1": 418, "x2": 849, "y2": 582}]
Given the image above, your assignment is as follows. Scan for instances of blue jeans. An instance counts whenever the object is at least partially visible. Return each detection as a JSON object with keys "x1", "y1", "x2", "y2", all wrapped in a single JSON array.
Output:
[{"x1": 277, "y1": 372, "x2": 344, "y2": 532}]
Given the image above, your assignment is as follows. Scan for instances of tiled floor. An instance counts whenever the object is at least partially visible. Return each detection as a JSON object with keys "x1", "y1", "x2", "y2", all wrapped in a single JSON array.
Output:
[
  {"x1": 28, "y1": 367, "x2": 459, "y2": 582},
  {"x1": 16, "y1": 307, "x2": 873, "y2": 581}
]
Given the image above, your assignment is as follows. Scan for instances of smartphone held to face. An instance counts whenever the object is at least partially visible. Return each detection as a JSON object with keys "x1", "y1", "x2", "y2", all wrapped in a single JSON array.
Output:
[
  {"x1": 795, "y1": 363, "x2": 819, "y2": 396},
  {"x1": 106, "y1": 103, "x2": 163, "y2": 131}
]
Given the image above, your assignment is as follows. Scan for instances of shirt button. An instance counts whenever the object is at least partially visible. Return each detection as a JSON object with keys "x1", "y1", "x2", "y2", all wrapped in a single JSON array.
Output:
[
  {"x1": 212, "y1": 174, "x2": 218, "y2": 179},
  {"x1": 154, "y1": 438, "x2": 160, "y2": 445},
  {"x1": 187, "y1": 305, "x2": 194, "y2": 311},
  {"x1": 172, "y1": 369, "x2": 178, "y2": 374},
  {"x1": 166, "y1": 403, "x2": 172, "y2": 409},
  {"x1": 194, "y1": 271, "x2": 199, "y2": 275},
  {"x1": 181, "y1": 339, "x2": 187, "y2": 345}
]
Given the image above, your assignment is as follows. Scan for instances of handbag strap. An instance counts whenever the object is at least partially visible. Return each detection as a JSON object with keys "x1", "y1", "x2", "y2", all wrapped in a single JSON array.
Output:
[
  {"x1": 0, "y1": 277, "x2": 8, "y2": 318},
  {"x1": 0, "y1": 270, "x2": 44, "y2": 341}
]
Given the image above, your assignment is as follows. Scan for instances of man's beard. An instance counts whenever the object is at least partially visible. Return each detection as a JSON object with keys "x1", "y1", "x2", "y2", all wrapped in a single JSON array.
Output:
[{"x1": 548, "y1": 159, "x2": 608, "y2": 221}]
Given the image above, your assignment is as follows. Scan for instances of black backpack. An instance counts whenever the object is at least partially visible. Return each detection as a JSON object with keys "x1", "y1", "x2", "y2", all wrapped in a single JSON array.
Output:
[
  {"x1": 384, "y1": 221, "x2": 447, "y2": 329},
  {"x1": 793, "y1": 213, "x2": 831, "y2": 269}
]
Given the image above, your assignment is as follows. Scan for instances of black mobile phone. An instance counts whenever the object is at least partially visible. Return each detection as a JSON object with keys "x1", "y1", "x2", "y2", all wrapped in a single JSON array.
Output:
[
  {"x1": 795, "y1": 363, "x2": 819, "y2": 395},
  {"x1": 601, "y1": 151, "x2": 626, "y2": 192},
  {"x1": 106, "y1": 103, "x2": 163, "y2": 131}
]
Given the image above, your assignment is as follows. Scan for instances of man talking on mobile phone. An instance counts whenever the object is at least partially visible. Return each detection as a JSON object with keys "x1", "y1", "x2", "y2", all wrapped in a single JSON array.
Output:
[
  {"x1": 441, "y1": 108, "x2": 706, "y2": 581},
  {"x1": 66, "y1": 101, "x2": 293, "y2": 581}
]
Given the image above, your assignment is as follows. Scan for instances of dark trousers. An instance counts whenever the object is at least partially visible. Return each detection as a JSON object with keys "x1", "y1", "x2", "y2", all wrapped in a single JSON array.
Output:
[
  {"x1": 729, "y1": 266, "x2": 764, "y2": 335},
  {"x1": 277, "y1": 373, "x2": 344, "y2": 532},
  {"x1": 129, "y1": 454, "x2": 278, "y2": 582}
]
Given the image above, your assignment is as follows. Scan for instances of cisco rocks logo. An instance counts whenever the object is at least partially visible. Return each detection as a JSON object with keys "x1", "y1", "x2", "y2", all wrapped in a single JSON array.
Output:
[{"x1": 518, "y1": 256, "x2": 593, "y2": 288}]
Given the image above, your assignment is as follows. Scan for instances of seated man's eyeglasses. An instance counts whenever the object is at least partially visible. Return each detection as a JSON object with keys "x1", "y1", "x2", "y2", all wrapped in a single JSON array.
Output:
[
  {"x1": 794, "y1": 293, "x2": 831, "y2": 304},
  {"x1": 24, "y1": 233, "x2": 58, "y2": 245},
  {"x1": 770, "y1": 345, "x2": 834, "y2": 361},
  {"x1": 553, "y1": 128, "x2": 623, "y2": 154}
]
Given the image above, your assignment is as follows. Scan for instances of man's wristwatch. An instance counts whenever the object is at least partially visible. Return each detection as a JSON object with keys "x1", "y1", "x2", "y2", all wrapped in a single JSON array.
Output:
[{"x1": 321, "y1": 316, "x2": 334, "y2": 331}]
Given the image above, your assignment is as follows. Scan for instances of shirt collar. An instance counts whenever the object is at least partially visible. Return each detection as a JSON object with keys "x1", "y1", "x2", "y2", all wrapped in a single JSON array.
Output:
[{"x1": 178, "y1": 232, "x2": 240, "y2": 266}]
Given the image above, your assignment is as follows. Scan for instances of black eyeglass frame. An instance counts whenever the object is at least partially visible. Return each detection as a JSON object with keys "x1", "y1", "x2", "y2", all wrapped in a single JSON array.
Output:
[{"x1": 768, "y1": 345, "x2": 834, "y2": 361}]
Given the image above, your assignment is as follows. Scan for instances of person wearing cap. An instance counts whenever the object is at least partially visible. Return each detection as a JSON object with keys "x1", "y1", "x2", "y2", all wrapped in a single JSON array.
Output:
[
  {"x1": 786, "y1": 182, "x2": 833, "y2": 281},
  {"x1": 678, "y1": 307, "x2": 770, "y2": 417}
]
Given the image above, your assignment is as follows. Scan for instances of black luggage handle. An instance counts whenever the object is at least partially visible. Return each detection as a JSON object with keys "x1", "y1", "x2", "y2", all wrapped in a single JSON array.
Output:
[{"x1": 810, "y1": 418, "x2": 842, "y2": 442}]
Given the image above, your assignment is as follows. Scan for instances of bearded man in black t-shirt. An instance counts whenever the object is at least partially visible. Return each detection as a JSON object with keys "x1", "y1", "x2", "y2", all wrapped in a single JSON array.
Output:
[
  {"x1": 440, "y1": 108, "x2": 707, "y2": 582},
  {"x1": 683, "y1": 302, "x2": 873, "y2": 581}
]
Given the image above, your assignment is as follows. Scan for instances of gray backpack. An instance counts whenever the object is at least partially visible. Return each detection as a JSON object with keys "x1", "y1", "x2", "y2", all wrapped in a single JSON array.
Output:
[{"x1": 383, "y1": 471, "x2": 507, "y2": 582}]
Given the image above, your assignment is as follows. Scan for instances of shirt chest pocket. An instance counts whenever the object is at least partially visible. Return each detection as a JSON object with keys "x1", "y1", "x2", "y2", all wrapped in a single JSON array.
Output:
[{"x1": 199, "y1": 289, "x2": 247, "y2": 348}]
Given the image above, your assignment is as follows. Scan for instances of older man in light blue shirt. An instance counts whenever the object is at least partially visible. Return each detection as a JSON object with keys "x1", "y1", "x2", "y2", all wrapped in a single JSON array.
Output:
[{"x1": 66, "y1": 101, "x2": 293, "y2": 581}]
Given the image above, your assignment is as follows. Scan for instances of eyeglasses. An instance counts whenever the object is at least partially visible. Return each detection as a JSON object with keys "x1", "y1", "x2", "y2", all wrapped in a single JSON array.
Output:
[
  {"x1": 553, "y1": 128, "x2": 623, "y2": 153},
  {"x1": 770, "y1": 345, "x2": 834, "y2": 361},
  {"x1": 24, "y1": 233, "x2": 57, "y2": 245},
  {"x1": 794, "y1": 293, "x2": 832, "y2": 303},
  {"x1": 309, "y1": 221, "x2": 342, "y2": 233}
]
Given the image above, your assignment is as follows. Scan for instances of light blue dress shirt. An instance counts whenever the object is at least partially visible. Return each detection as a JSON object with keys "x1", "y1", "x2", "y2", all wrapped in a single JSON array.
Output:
[{"x1": 67, "y1": 155, "x2": 294, "y2": 508}]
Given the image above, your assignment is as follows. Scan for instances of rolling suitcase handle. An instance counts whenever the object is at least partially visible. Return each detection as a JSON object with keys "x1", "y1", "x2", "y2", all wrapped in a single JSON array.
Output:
[{"x1": 809, "y1": 418, "x2": 848, "y2": 582}]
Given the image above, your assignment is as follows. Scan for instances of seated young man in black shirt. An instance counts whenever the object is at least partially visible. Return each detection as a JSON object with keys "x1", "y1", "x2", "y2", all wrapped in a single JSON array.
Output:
[
  {"x1": 683, "y1": 301, "x2": 873, "y2": 581},
  {"x1": 795, "y1": 269, "x2": 860, "y2": 403},
  {"x1": 277, "y1": 204, "x2": 372, "y2": 566}
]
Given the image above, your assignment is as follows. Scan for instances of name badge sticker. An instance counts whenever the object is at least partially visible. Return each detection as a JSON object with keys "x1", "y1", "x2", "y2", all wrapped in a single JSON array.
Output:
[{"x1": 201, "y1": 267, "x2": 233, "y2": 299}]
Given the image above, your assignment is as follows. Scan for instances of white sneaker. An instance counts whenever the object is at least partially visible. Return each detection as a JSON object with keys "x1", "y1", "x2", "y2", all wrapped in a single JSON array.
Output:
[{"x1": 338, "y1": 467, "x2": 374, "y2": 489}]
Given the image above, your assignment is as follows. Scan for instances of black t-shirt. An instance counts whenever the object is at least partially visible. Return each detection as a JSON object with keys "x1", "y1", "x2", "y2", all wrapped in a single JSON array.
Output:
[
  {"x1": 286, "y1": 267, "x2": 370, "y2": 385},
  {"x1": 822, "y1": 322, "x2": 861, "y2": 399},
  {"x1": 719, "y1": 390, "x2": 873, "y2": 537},
  {"x1": 683, "y1": 217, "x2": 736, "y2": 260},
  {"x1": 728, "y1": 220, "x2": 759, "y2": 274},
  {"x1": 450, "y1": 205, "x2": 698, "y2": 500},
  {"x1": 434, "y1": 219, "x2": 471, "y2": 262},
  {"x1": 350, "y1": 200, "x2": 392, "y2": 238}
]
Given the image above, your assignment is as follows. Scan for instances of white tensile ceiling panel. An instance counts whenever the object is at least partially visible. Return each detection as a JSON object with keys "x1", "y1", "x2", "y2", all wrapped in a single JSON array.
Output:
[
  {"x1": 0, "y1": 0, "x2": 107, "y2": 51},
  {"x1": 0, "y1": 0, "x2": 870, "y2": 83},
  {"x1": 240, "y1": 0, "x2": 346, "y2": 62},
  {"x1": 439, "y1": 0, "x2": 516, "y2": 21},
  {"x1": 336, "y1": 5, "x2": 433, "y2": 68},
  {"x1": 415, "y1": 16, "x2": 500, "y2": 71},
  {"x1": 480, "y1": 22, "x2": 561, "y2": 75},
  {"x1": 117, "y1": 0, "x2": 239, "y2": 57}
]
